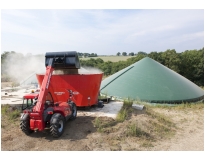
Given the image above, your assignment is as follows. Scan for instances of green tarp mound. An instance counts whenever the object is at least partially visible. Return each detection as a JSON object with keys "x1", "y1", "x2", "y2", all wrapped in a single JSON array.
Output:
[{"x1": 100, "y1": 57, "x2": 204, "y2": 104}]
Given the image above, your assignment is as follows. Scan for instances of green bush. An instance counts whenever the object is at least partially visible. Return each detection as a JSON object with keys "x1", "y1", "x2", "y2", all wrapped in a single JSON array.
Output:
[
  {"x1": 9, "y1": 110, "x2": 20, "y2": 120},
  {"x1": 1, "y1": 104, "x2": 21, "y2": 121}
]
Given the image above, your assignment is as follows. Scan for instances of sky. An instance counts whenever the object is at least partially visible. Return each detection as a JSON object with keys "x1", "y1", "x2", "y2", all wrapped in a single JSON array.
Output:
[{"x1": 0, "y1": 2, "x2": 204, "y2": 56}]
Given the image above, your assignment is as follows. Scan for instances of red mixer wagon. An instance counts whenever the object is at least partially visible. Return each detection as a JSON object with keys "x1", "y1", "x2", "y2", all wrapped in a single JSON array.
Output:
[{"x1": 36, "y1": 73, "x2": 103, "y2": 108}]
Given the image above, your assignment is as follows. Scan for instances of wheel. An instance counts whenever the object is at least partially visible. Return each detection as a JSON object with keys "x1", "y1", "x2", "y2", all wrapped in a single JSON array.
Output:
[
  {"x1": 50, "y1": 113, "x2": 65, "y2": 138},
  {"x1": 20, "y1": 113, "x2": 33, "y2": 135},
  {"x1": 70, "y1": 103, "x2": 77, "y2": 120}
]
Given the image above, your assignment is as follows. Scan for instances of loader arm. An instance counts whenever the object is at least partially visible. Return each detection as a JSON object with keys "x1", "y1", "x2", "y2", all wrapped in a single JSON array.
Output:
[
  {"x1": 28, "y1": 58, "x2": 54, "y2": 131},
  {"x1": 32, "y1": 58, "x2": 54, "y2": 113}
]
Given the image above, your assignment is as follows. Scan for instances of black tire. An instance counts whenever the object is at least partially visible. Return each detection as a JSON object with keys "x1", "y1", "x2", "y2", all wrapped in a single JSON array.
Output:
[
  {"x1": 70, "y1": 103, "x2": 77, "y2": 120},
  {"x1": 50, "y1": 113, "x2": 65, "y2": 138},
  {"x1": 20, "y1": 113, "x2": 33, "y2": 135}
]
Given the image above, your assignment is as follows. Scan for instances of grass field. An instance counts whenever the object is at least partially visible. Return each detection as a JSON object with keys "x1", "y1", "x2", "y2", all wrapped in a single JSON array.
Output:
[{"x1": 80, "y1": 56, "x2": 133, "y2": 62}]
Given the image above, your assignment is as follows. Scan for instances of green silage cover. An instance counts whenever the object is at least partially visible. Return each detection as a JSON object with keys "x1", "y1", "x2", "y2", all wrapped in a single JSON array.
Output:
[{"x1": 100, "y1": 57, "x2": 204, "y2": 103}]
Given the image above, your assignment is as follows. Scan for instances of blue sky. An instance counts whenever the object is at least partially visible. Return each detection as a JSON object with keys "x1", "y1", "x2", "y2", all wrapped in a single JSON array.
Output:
[{"x1": 1, "y1": 9, "x2": 204, "y2": 55}]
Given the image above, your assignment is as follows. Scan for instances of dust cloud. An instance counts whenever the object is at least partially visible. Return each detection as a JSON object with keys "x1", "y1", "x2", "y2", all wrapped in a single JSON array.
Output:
[
  {"x1": 2, "y1": 53, "x2": 103, "y2": 85},
  {"x1": 78, "y1": 67, "x2": 103, "y2": 74},
  {"x1": 2, "y1": 53, "x2": 45, "y2": 84},
  {"x1": 53, "y1": 67, "x2": 103, "y2": 75}
]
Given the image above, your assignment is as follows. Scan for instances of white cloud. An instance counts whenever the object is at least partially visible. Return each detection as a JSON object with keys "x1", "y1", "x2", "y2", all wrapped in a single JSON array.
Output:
[{"x1": 1, "y1": 9, "x2": 204, "y2": 55}]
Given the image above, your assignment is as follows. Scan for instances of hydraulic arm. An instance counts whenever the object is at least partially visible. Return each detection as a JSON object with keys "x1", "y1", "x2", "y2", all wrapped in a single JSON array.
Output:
[
  {"x1": 29, "y1": 58, "x2": 54, "y2": 131},
  {"x1": 33, "y1": 58, "x2": 54, "y2": 113}
]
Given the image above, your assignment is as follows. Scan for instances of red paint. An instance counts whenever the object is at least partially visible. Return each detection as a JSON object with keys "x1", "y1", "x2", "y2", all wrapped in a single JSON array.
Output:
[{"x1": 36, "y1": 73, "x2": 103, "y2": 107}]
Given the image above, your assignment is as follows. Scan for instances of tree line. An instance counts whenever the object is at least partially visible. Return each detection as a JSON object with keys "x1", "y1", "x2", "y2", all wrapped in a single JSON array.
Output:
[
  {"x1": 80, "y1": 48, "x2": 204, "y2": 86},
  {"x1": 1, "y1": 48, "x2": 204, "y2": 86},
  {"x1": 77, "y1": 52, "x2": 98, "y2": 57},
  {"x1": 116, "y1": 51, "x2": 147, "y2": 56}
]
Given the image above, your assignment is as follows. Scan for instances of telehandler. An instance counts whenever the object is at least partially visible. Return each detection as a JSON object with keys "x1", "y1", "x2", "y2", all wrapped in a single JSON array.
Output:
[{"x1": 20, "y1": 51, "x2": 79, "y2": 138}]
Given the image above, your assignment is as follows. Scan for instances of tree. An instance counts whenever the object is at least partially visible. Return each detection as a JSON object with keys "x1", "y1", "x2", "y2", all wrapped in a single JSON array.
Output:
[
  {"x1": 99, "y1": 61, "x2": 113, "y2": 76},
  {"x1": 122, "y1": 52, "x2": 127, "y2": 56},
  {"x1": 95, "y1": 58, "x2": 104, "y2": 64},
  {"x1": 116, "y1": 52, "x2": 121, "y2": 56},
  {"x1": 90, "y1": 53, "x2": 95, "y2": 57},
  {"x1": 137, "y1": 51, "x2": 147, "y2": 55},
  {"x1": 179, "y1": 49, "x2": 204, "y2": 86},
  {"x1": 83, "y1": 53, "x2": 90, "y2": 57},
  {"x1": 128, "y1": 52, "x2": 134, "y2": 56},
  {"x1": 77, "y1": 52, "x2": 83, "y2": 57}
]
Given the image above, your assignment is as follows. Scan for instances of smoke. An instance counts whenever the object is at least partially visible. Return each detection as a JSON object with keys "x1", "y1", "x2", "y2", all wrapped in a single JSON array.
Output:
[
  {"x1": 1, "y1": 53, "x2": 103, "y2": 85},
  {"x1": 52, "y1": 67, "x2": 103, "y2": 75},
  {"x1": 78, "y1": 66, "x2": 103, "y2": 74},
  {"x1": 2, "y1": 53, "x2": 45, "y2": 84}
]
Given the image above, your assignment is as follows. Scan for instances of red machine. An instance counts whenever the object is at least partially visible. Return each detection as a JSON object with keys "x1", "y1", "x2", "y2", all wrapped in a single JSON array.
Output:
[
  {"x1": 20, "y1": 51, "x2": 82, "y2": 138},
  {"x1": 36, "y1": 73, "x2": 103, "y2": 107}
]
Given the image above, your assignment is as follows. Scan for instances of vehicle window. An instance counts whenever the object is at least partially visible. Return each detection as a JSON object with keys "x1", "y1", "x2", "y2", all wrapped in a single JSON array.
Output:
[
  {"x1": 22, "y1": 99, "x2": 27, "y2": 110},
  {"x1": 28, "y1": 99, "x2": 33, "y2": 106},
  {"x1": 22, "y1": 98, "x2": 34, "y2": 110}
]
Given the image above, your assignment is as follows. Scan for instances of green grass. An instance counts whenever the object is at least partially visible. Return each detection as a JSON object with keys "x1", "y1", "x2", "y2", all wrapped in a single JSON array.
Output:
[
  {"x1": 80, "y1": 56, "x2": 133, "y2": 62},
  {"x1": 126, "y1": 123, "x2": 151, "y2": 138},
  {"x1": 93, "y1": 117, "x2": 118, "y2": 133},
  {"x1": 132, "y1": 98, "x2": 204, "y2": 111},
  {"x1": 1, "y1": 104, "x2": 9, "y2": 114},
  {"x1": 175, "y1": 102, "x2": 204, "y2": 110},
  {"x1": 146, "y1": 101, "x2": 204, "y2": 111},
  {"x1": 93, "y1": 117, "x2": 103, "y2": 132},
  {"x1": 93, "y1": 99, "x2": 133, "y2": 132},
  {"x1": 9, "y1": 109, "x2": 21, "y2": 120},
  {"x1": 116, "y1": 99, "x2": 133, "y2": 122},
  {"x1": 1, "y1": 104, "x2": 21, "y2": 121},
  {"x1": 116, "y1": 109, "x2": 128, "y2": 122}
]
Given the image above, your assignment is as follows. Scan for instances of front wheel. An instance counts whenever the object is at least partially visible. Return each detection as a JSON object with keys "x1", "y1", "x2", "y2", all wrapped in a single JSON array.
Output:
[
  {"x1": 70, "y1": 103, "x2": 77, "y2": 120},
  {"x1": 20, "y1": 113, "x2": 33, "y2": 135},
  {"x1": 50, "y1": 113, "x2": 65, "y2": 138}
]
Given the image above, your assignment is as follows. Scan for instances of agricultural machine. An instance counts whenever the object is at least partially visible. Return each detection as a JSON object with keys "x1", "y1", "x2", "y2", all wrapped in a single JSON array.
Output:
[{"x1": 20, "y1": 51, "x2": 103, "y2": 138}]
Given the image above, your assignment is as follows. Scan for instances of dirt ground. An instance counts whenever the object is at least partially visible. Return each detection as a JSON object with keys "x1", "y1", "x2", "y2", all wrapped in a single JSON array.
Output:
[{"x1": 1, "y1": 103, "x2": 204, "y2": 151}]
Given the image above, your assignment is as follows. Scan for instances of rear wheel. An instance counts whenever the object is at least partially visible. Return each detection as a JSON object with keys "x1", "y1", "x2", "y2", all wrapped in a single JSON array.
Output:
[
  {"x1": 50, "y1": 113, "x2": 65, "y2": 138},
  {"x1": 20, "y1": 113, "x2": 33, "y2": 135}
]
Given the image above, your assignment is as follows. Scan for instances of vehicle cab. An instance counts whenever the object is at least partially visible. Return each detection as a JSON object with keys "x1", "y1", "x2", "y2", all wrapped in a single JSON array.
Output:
[
  {"x1": 22, "y1": 89, "x2": 54, "y2": 111},
  {"x1": 22, "y1": 92, "x2": 39, "y2": 110}
]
